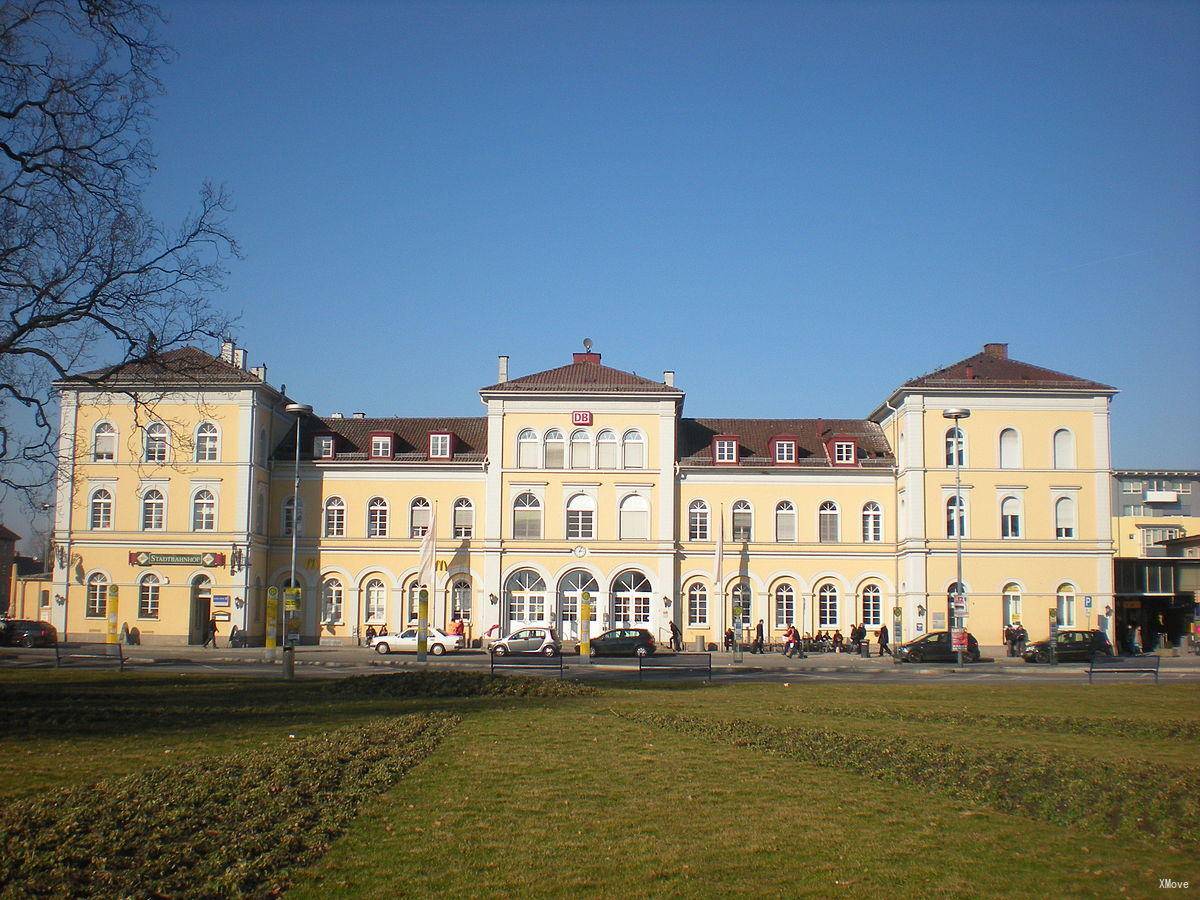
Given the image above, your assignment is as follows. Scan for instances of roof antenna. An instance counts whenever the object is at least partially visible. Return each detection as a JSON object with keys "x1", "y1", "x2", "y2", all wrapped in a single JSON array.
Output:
[{"x1": 583, "y1": 337, "x2": 593, "y2": 352}]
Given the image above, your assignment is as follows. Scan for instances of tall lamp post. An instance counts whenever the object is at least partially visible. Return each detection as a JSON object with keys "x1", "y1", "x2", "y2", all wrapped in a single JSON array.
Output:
[
  {"x1": 284, "y1": 403, "x2": 312, "y2": 647},
  {"x1": 942, "y1": 408, "x2": 971, "y2": 666}
]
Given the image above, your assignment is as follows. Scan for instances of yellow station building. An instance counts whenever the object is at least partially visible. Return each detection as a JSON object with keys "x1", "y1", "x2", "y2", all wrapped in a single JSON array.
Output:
[{"x1": 43, "y1": 340, "x2": 1120, "y2": 650}]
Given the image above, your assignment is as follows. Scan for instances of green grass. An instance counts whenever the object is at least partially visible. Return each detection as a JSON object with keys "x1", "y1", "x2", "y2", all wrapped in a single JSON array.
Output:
[{"x1": 1, "y1": 671, "x2": 1197, "y2": 897}]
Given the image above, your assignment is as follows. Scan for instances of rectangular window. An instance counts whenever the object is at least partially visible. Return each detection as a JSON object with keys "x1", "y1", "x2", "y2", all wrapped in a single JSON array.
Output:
[
  {"x1": 818, "y1": 594, "x2": 837, "y2": 628},
  {"x1": 429, "y1": 434, "x2": 451, "y2": 458},
  {"x1": 732, "y1": 510, "x2": 752, "y2": 542},
  {"x1": 715, "y1": 440, "x2": 737, "y2": 463},
  {"x1": 620, "y1": 508, "x2": 649, "y2": 540},
  {"x1": 453, "y1": 504, "x2": 473, "y2": 539},
  {"x1": 138, "y1": 587, "x2": 160, "y2": 619},
  {"x1": 1123, "y1": 481, "x2": 1142, "y2": 493},
  {"x1": 774, "y1": 595, "x2": 794, "y2": 629},
  {"x1": 1141, "y1": 527, "x2": 1182, "y2": 554},
  {"x1": 774, "y1": 441, "x2": 795, "y2": 463},
  {"x1": 566, "y1": 509, "x2": 594, "y2": 540},
  {"x1": 513, "y1": 509, "x2": 541, "y2": 540},
  {"x1": 1056, "y1": 524, "x2": 1075, "y2": 539},
  {"x1": 776, "y1": 511, "x2": 796, "y2": 542},
  {"x1": 1057, "y1": 596, "x2": 1076, "y2": 627},
  {"x1": 687, "y1": 590, "x2": 707, "y2": 627},
  {"x1": 545, "y1": 442, "x2": 565, "y2": 469},
  {"x1": 1145, "y1": 564, "x2": 1175, "y2": 593},
  {"x1": 371, "y1": 436, "x2": 392, "y2": 458},
  {"x1": 314, "y1": 436, "x2": 334, "y2": 459},
  {"x1": 596, "y1": 440, "x2": 617, "y2": 469},
  {"x1": 689, "y1": 509, "x2": 709, "y2": 542},
  {"x1": 1001, "y1": 512, "x2": 1021, "y2": 538},
  {"x1": 1180, "y1": 481, "x2": 1192, "y2": 494},
  {"x1": 834, "y1": 442, "x2": 855, "y2": 463},
  {"x1": 325, "y1": 505, "x2": 345, "y2": 537},
  {"x1": 613, "y1": 597, "x2": 631, "y2": 624},
  {"x1": 633, "y1": 596, "x2": 650, "y2": 623}
]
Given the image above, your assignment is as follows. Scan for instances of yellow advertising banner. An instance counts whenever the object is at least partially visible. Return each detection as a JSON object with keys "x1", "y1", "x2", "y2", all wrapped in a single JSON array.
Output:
[{"x1": 106, "y1": 584, "x2": 119, "y2": 645}]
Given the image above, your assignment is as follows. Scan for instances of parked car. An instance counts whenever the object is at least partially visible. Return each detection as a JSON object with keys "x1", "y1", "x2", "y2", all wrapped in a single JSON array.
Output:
[
  {"x1": 368, "y1": 626, "x2": 463, "y2": 656},
  {"x1": 895, "y1": 630, "x2": 980, "y2": 663},
  {"x1": 1022, "y1": 629, "x2": 1113, "y2": 664},
  {"x1": 0, "y1": 619, "x2": 57, "y2": 648},
  {"x1": 589, "y1": 628, "x2": 656, "y2": 658},
  {"x1": 490, "y1": 627, "x2": 561, "y2": 657}
]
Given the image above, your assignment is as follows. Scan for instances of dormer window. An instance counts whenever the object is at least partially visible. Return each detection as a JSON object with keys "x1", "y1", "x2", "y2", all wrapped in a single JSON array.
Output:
[
  {"x1": 833, "y1": 441, "x2": 856, "y2": 464},
  {"x1": 713, "y1": 436, "x2": 738, "y2": 465},
  {"x1": 770, "y1": 437, "x2": 798, "y2": 465},
  {"x1": 313, "y1": 435, "x2": 335, "y2": 459},
  {"x1": 429, "y1": 433, "x2": 452, "y2": 459},
  {"x1": 370, "y1": 433, "x2": 393, "y2": 459}
]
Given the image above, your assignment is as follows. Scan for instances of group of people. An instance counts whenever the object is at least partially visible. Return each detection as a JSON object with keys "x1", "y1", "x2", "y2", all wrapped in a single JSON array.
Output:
[
  {"x1": 718, "y1": 622, "x2": 892, "y2": 657},
  {"x1": 1002, "y1": 623, "x2": 1029, "y2": 657}
]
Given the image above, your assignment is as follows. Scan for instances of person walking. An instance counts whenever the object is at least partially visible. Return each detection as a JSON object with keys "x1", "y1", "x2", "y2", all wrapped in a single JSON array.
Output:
[
  {"x1": 669, "y1": 619, "x2": 682, "y2": 652},
  {"x1": 203, "y1": 615, "x2": 219, "y2": 649},
  {"x1": 752, "y1": 619, "x2": 765, "y2": 654},
  {"x1": 877, "y1": 623, "x2": 890, "y2": 657}
]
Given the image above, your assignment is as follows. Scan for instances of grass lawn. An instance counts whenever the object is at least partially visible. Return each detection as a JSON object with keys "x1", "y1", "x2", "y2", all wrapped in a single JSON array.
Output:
[{"x1": 1, "y1": 670, "x2": 1196, "y2": 898}]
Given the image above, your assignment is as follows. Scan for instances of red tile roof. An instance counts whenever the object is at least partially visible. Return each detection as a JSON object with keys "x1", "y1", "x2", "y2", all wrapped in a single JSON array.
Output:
[
  {"x1": 278, "y1": 416, "x2": 487, "y2": 462},
  {"x1": 679, "y1": 418, "x2": 894, "y2": 467},
  {"x1": 61, "y1": 347, "x2": 265, "y2": 386},
  {"x1": 481, "y1": 355, "x2": 681, "y2": 394},
  {"x1": 902, "y1": 345, "x2": 1114, "y2": 392}
]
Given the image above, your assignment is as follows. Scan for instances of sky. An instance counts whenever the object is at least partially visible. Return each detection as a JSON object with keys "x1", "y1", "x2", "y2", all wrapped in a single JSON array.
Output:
[{"x1": 6, "y1": 0, "x2": 1200, "y2": 544}]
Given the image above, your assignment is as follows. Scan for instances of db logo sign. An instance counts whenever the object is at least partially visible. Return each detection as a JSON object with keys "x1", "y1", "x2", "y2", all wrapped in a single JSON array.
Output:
[{"x1": 572, "y1": 411, "x2": 593, "y2": 426}]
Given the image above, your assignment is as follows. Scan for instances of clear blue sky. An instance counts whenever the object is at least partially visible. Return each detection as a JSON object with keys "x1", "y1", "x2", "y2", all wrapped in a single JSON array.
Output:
[{"x1": 12, "y1": 0, "x2": 1200, "y2": 546}]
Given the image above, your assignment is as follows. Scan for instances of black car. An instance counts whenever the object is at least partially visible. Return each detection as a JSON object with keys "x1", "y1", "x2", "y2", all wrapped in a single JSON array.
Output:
[
  {"x1": 0, "y1": 619, "x2": 58, "y2": 648},
  {"x1": 589, "y1": 628, "x2": 656, "y2": 658},
  {"x1": 895, "y1": 629, "x2": 980, "y2": 663},
  {"x1": 1022, "y1": 629, "x2": 1113, "y2": 664}
]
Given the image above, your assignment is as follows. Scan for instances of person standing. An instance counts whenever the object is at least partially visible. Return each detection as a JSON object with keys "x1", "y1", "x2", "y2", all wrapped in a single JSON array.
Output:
[
  {"x1": 752, "y1": 619, "x2": 765, "y2": 654},
  {"x1": 877, "y1": 623, "x2": 890, "y2": 657},
  {"x1": 203, "y1": 616, "x2": 219, "y2": 649},
  {"x1": 669, "y1": 619, "x2": 682, "y2": 652},
  {"x1": 723, "y1": 627, "x2": 735, "y2": 653}
]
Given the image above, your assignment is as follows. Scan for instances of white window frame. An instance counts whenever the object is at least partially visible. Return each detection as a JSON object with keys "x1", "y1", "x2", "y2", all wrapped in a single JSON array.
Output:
[
  {"x1": 543, "y1": 430, "x2": 565, "y2": 469},
  {"x1": 566, "y1": 493, "x2": 596, "y2": 540},
  {"x1": 370, "y1": 435, "x2": 393, "y2": 459},
  {"x1": 192, "y1": 489, "x2": 217, "y2": 532},
  {"x1": 141, "y1": 489, "x2": 165, "y2": 531},
  {"x1": 364, "y1": 578, "x2": 387, "y2": 623},
  {"x1": 1056, "y1": 585, "x2": 1076, "y2": 627},
  {"x1": 1000, "y1": 496, "x2": 1021, "y2": 539},
  {"x1": 324, "y1": 497, "x2": 346, "y2": 537},
  {"x1": 569, "y1": 430, "x2": 591, "y2": 469},
  {"x1": 453, "y1": 498, "x2": 474, "y2": 539},
  {"x1": 596, "y1": 430, "x2": 618, "y2": 469},
  {"x1": 313, "y1": 435, "x2": 335, "y2": 459},
  {"x1": 517, "y1": 429, "x2": 539, "y2": 468},
  {"x1": 618, "y1": 494, "x2": 650, "y2": 541},
  {"x1": 512, "y1": 492, "x2": 542, "y2": 540},
  {"x1": 622, "y1": 430, "x2": 645, "y2": 469},
  {"x1": 1002, "y1": 583, "x2": 1022, "y2": 626},
  {"x1": 688, "y1": 500, "x2": 710, "y2": 542},
  {"x1": 144, "y1": 422, "x2": 169, "y2": 463},
  {"x1": 818, "y1": 584, "x2": 838, "y2": 628},
  {"x1": 410, "y1": 497, "x2": 431, "y2": 538},
  {"x1": 367, "y1": 497, "x2": 389, "y2": 538},
  {"x1": 195, "y1": 422, "x2": 219, "y2": 462},
  {"x1": 862, "y1": 501, "x2": 883, "y2": 542},
  {"x1": 945, "y1": 427, "x2": 966, "y2": 467},
  {"x1": 946, "y1": 496, "x2": 967, "y2": 538},
  {"x1": 429, "y1": 433, "x2": 451, "y2": 459},
  {"x1": 322, "y1": 578, "x2": 344, "y2": 624},
  {"x1": 715, "y1": 439, "x2": 738, "y2": 464},
  {"x1": 730, "y1": 582, "x2": 752, "y2": 628},
  {"x1": 138, "y1": 573, "x2": 161, "y2": 619},
  {"x1": 1052, "y1": 429, "x2": 1075, "y2": 470},
  {"x1": 818, "y1": 501, "x2": 840, "y2": 543},
  {"x1": 1054, "y1": 497, "x2": 1075, "y2": 540},
  {"x1": 93, "y1": 422, "x2": 117, "y2": 462},
  {"x1": 860, "y1": 584, "x2": 882, "y2": 627},
  {"x1": 998, "y1": 428, "x2": 1021, "y2": 470},
  {"x1": 833, "y1": 441, "x2": 855, "y2": 464},
  {"x1": 85, "y1": 573, "x2": 108, "y2": 618},
  {"x1": 89, "y1": 488, "x2": 113, "y2": 530},
  {"x1": 731, "y1": 500, "x2": 752, "y2": 542},
  {"x1": 775, "y1": 500, "x2": 796, "y2": 543},
  {"x1": 687, "y1": 582, "x2": 708, "y2": 627},
  {"x1": 774, "y1": 583, "x2": 795, "y2": 629},
  {"x1": 774, "y1": 441, "x2": 795, "y2": 464}
]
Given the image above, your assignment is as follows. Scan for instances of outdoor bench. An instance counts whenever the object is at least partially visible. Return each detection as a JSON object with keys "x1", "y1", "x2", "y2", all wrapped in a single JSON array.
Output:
[
  {"x1": 55, "y1": 642, "x2": 126, "y2": 671},
  {"x1": 638, "y1": 652, "x2": 712, "y2": 681},
  {"x1": 489, "y1": 651, "x2": 564, "y2": 678},
  {"x1": 1087, "y1": 653, "x2": 1159, "y2": 684}
]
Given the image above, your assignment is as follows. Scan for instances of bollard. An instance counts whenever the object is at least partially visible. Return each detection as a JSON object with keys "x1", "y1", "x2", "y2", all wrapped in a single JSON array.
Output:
[{"x1": 282, "y1": 644, "x2": 295, "y2": 680}]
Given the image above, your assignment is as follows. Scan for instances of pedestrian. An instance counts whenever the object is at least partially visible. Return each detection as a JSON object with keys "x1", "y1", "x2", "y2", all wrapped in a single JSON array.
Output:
[
  {"x1": 783, "y1": 624, "x2": 799, "y2": 658},
  {"x1": 753, "y1": 619, "x2": 765, "y2": 654},
  {"x1": 855, "y1": 623, "x2": 867, "y2": 651},
  {"x1": 669, "y1": 619, "x2": 682, "y2": 652},
  {"x1": 1003, "y1": 624, "x2": 1014, "y2": 657},
  {"x1": 203, "y1": 615, "x2": 219, "y2": 649},
  {"x1": 1014, "y1": 622, "x2": 1028, "y2": 654},
  {"x1": 832, "y1": 629, "x2": 844, "y2": 652},
  {"x1": 877, "y1": 623, "x2": 890, "y2": 656},
  {"x1": 723, "y1": 627, "x2": 735, "y2": 653},
  {"x1": 364, "y1": 624, "x2": 377, "y2": 640}
]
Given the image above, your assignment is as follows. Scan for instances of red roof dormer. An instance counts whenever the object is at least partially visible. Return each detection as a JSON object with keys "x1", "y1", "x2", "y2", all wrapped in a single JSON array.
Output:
[
  {"x1": 427, "y1": 431, "x2": 456, "y2": 460},
  {"x1": 712, "y1": 434, "x2": 739, "y2": 466},
  {"x1": 768, "y1": 435, "x2": 800, "y2": 466},
  {"x1": 312, "y1": 432, "x2": 337, "y2": 460},
  {"x1": 825, "y1": 434, "x2": 860, "y2": 467},
  {"x1": 369, "y1": 431, "x2": 395, "y2": 460}
]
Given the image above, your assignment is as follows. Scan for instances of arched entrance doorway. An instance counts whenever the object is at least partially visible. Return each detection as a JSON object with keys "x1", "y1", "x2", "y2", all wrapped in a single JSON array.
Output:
[
  {"x1": 503, "y1": 569, "x2": 547, "y2": 636},
  {"x1": 557, "y1": 570, "x2": 598, "y2": 641},
  {"x1": 611, "y1": 570, "x2": 652, "y2": 630},
  {"x1": 188, "y1": 575, "x2": 212, "y2": 644}
]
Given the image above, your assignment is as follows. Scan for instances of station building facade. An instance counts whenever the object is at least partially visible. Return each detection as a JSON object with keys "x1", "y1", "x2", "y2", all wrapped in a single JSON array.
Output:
[{"x1": 45, "y1": 340, "x2": 1118, "y2": 649}]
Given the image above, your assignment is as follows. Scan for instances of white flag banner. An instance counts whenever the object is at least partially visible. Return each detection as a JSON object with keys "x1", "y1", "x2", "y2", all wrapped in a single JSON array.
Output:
[
  {"x1": 419, "y1": 502, "x2": 437, "y2": 591},
  {"x1": 712, "y1": 504, "x2": 724, "y2": 594}
]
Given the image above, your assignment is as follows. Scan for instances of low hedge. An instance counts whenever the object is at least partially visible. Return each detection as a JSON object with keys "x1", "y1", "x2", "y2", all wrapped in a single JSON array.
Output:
[
  {"x1": 325, "y1": 670, "x2": 597, "y2": 699},
  {"x1": 615, "y1": 710, "x2": 1200, "y2": 849},
  {"x1": 0, "y1": 713, "x2": 457, "y2": 897}
]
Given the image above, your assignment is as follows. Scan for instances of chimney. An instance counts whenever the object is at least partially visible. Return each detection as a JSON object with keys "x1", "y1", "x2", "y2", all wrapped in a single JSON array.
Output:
[
  {"x1": 329, "y1": 412, "x2": 344, "y2": 419},
  {"x1": 965, "y1": 365, "x2": 976, "y2": 380},
  {"x1": 983, "y1": 342, "x2": 1008, "y2": 360},
  {"x1": 233, "y1": 347, "x2": 247, "y2": 369},
  {"x1": 352, "y1": 412, "x2": 366, "y2": 419},
  {"x1": 816, "y1": 417, "x2": 827, "y2": 436},
  {"x1": 498, "y1": 355, "x2": 509, "y2": 383},
  {"x1": 219, "y1": 338, "x2": 235, "y2": 364},
  {"x1": 572, "y1": 352, "x2": 601, "y2": 365},
  {"x1": 663, "y1": 370, "x2": 675, "y2": 387},
  {"x1": 250, "y1": 364, "x2": 267, "y2": 382}
]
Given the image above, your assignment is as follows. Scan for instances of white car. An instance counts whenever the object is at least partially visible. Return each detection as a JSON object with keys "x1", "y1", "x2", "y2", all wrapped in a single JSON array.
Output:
[{"x1": 368, "y1": 627, "x2": 463, "y2": 655}]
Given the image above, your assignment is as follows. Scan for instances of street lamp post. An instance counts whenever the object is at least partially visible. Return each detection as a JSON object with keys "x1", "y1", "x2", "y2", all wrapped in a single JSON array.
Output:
[
  {"x1": 284, "y1": 403, "x2": 312, "y2": 649},
  {"x1": 943, "y1": 408, "x2": 971, "y2": 667}
]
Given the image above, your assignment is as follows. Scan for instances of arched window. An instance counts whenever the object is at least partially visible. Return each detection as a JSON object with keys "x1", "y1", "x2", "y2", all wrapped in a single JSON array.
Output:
[
  {"x1": 451, "y1": 579, "x2": 473, "y2": 620},
  {"x1": 410, "y1": 497, "x2": 431, "y2": 538},
  {"x1": 862, "y1": 501, "x2": 882, "y2": 542},
  {"x1": 570, "y1": 430, "x2": 591, "y2": 469},
  {"x1": 195, "y1": 422, "x2": 219, "y2": 462},
  {"x1": 730, "y1": 581, "x2": 752, "y2": 629},
  {"x1": 453, "y1": 498, "x2": 474, "y2": 539},
  {"x1": 999, "y1": 428, "x2": 1020, "y2": 469},
  {"x1": 612, "y1": 571, "x2": 652, "y2": 626},
  {"x1": 505, "y1": 569, "x2": 547, "y2": 627},
  {"x1": 687, "y1": 582, "x2": 708, "y2": 627},
  {"x1": 732, "y1": 500, "x2": 752, "y2": 542},
  {"x1": 193, "y1": 490, "x2": 216, "y2": 531},
  {"x1": 324, "y1": 497, "x2": 345, "y2": 537},
  {"x1": 89, "y1": 489, "x2": 113, "y2": 530},
  {"x1": 566, "y1": 493, "x2": 596, "y2": 540},
  {"x1": 322, "y1": 578, "x2": 343, "y2": 623},
  {"x1": 557, "y1": 570, "x2": 598, "y2": 637},
  {"x1": 860, "y1": 584, "x2": 882, "y2": 627},
  {"x1": 282, "y1": 495, "x2": 300, "y2": 536},
  {"x1": 596, "y1": 430, "x2": 618, "y2": 469},
  {"x1": 512, "y1": 492, "x2": 541, "y2": 539},
  {"x1": 618, "y1": 494, "x2": 649, "y2": 540},
  {"x1": 1001, "y1": 496, "x2": 1021, "y2": 538},
  {"x1": 1056, "y1": 583, "x2": 1076, "y2": 627},
  {"x1": 622, "y1": 430, "x2": 645, "y2": 469},
  {"x1": 774, "y1": 583, "x2": 795, "y2": 628},
  {"x1": 85, "y1": 573, "x2": 108, "y2": 618},
  {"x1": 1002, "y1": 582, "x2": 1022, "y2": 626},
  {"x1": 688, "y1": 500, "x2": 710, "y2": 541},
  {"x1": 543, "y1": 429, "x2": 565, "y2": 469},
  {"x1": 402, "y1": 579, "x2": 423, "y2": 624},
  {"x1": 364, "y1": 578, "x2": 387, "y2": 623},
  {"x1": 775, "y1": 500, "x2": 796, "y2": 542},
  {"x1": 818, "y1": 584, "x2": 838, "y2": 627},
  {"x1": 138, "y1": 573, "x2": 160, "y2": 619},
  {"x1": 818, "y1": 501, "x2": 840, "y2": 543},
  {"x1": 946, "y1": 496, "x2": 966, "y2": 538},
  {"x1": 367, "y1": 497, "x2": 388, "y2": 538},
  {"x1": 945, "y1": 427, "x2": 965, "y2": 467},
  {"x1": 141, "y1": 489, "x2": 165, "y2": 531},
  {"x1": 93, "y1": 422, "x2": 116, "y2": 461},
  {"x1": 1055, "y1": 497, "x2": 1076, "y2": 539},
  {"x1": 1053, "y1": 429, "x2": 1075, "y2": 469},
  {"x1": 517, "y1": 429, "x2": 538, "y2": 468},
  {"x1": 144, "y1": 422, "x2": 169, "y2": 462}
]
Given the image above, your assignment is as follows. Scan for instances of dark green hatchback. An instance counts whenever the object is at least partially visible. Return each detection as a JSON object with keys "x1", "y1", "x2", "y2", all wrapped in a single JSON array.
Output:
[{"x1": 589, "y1": 628, "x2": 656, "y2": 657}]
